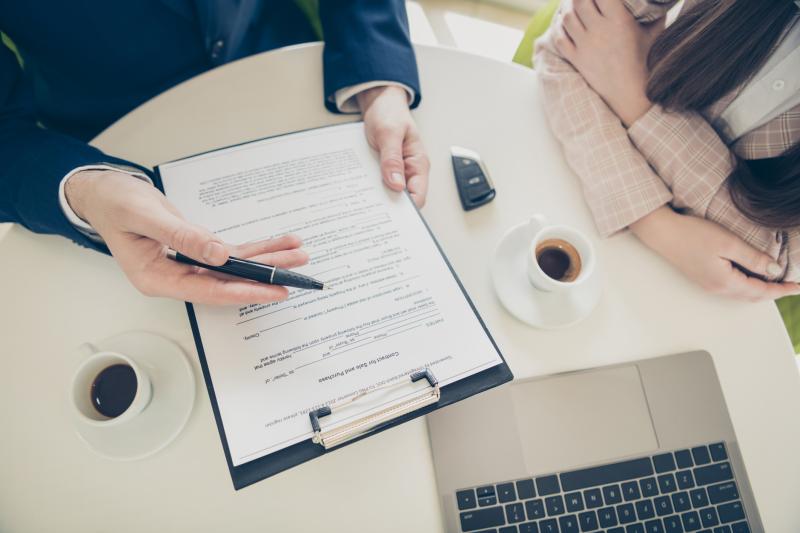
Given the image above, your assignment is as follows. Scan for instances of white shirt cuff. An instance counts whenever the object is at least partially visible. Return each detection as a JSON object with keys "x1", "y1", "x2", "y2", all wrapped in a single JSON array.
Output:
[
  {"x1": 59, "y1": 164, "x2": 152, "y2": 243},
  {"x1": 333, "y1": 81, "x2": 415, "y2": 113}
]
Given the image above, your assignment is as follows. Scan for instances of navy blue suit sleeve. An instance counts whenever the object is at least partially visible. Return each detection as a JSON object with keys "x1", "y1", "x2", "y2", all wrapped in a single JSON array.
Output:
[
  {"x1": 319, "y1": 0, "x2": 421, "y2": 113},
  {"x1": 0, "y1": 43, "x2": 148, "y2": 251}
]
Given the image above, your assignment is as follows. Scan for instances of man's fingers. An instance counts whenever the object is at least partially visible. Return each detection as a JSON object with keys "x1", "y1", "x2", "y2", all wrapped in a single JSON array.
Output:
[
  {"x1": 248, "y1": 248, "x2": 310, "y2": 270},
  {"x1": 376, "y1": 128, "x2": 407, "y2": 192},
  {"x1": 132, "y1": 207, "x2": 229, "y2": 266},
  {"x1": 722, "y1": 238, "x2": 783, "y2": 279},
  {"x1": 173, "y1": 273, "x2": 289, "y2": 305},
  {"x1": 235, "y1": 234, "x2": 303, "y2": 258}
]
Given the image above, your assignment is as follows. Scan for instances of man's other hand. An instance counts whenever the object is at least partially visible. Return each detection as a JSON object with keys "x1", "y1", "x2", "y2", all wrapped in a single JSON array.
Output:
[{"x1": 358, "y1": 86, "x2": 430, "y2": 207}]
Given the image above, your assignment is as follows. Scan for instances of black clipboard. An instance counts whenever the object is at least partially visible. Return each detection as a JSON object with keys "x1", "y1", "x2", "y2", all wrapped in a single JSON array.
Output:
[{"x1": 153, "y1": 126, "x2": 513, "y2": 490}]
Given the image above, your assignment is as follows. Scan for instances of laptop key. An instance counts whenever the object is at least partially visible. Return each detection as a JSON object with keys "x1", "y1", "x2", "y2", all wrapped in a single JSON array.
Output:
[
  {"x1": 640, "y1": 477, "x2": 659, "y2": 497},
  {"x1": 578, "y1": 510, "x2": 599, "y2": 531},
  {"x1": 565, "y1": 492, "x2": 584, "y2": 512},
  {"x1": 662, "y1": 515, "x2": 682, "y2": 532},
  {"x1": 598, "y1": 506, "x2": 618, "y2": 528},
  {"x1": 539, "y1": 518, "x2": 558, "y2": 533},
  {"x1": 498, "y1": 483, "x2": 517, "y2": 503},
  {"x1": 545, "y1": 495, "x2": 565, "y2": 516},
  {"x1": 671, "y1": 491, "x2": 691, "y2": 513},
  {"x1": 617, "y1": 503, "x2": 636, "y2": 524},
  {"x1": 603, "y1": 484, "x2": 623, "y2": 505},
  {"x1": 653, "y1": 453, "x2": 677, "y2": 473},
  {"x1": 626, "y1": 525, "x2": 645, "y2": 533},
  {"x1": 658, "y1": 474, "x2": 677, "y2": 494},
  {"x1": 560, "y1": 457, "x2": 654, "y2": 491},
  {"x1": 477, "y1": 486, "x2": 496, "y2": 498},
  {"x1": 500, "y1": 527, "x2": 518, "y2": 533},
  {"x1": 584, "y1": 488, "x2": 603, "y2": 509},
  {"x1": 713, "y1": 526, "x2": 732, "y2": 533},
  {"x1": 518, "y1": 522, "x2": 539, "y2": 533},
  {"x1": 525, "y1": 499, "x2": 545, "y2": 520},
  {"x1": 717, "y1": 501, "x2": 745, "y2": 523},
  {"x1": 699, "y1": 507, "x2": 719, "y2": 528},
  {"x1": 691, "y1": 446, "x2": 711, "y2": 466},
  {"x1": 706, "y1": 482, "x2": 738, "y2": 505},
  {"x1": 694, "y1": 463, "x2": 733, "y2": 486},
  {"x1": 675, "y1": 450, "x2": 693, "y2": 469},
  {"x1": 676, "y1": 470, "x2": 695, "y2": 490},
  {"x1": 654, "y1": 496, "x2": 674, "y2": 516},
  {"x1": 681, "y1": 510, "x2": 702, "y2": 531},
  {"x1": 460, "y1": 506, "x2": 505, "y2": 532},
  {"x1": 622, "y1": 481, "x2": 641, "y2": 501},
  {"x1": 644, "y1": 519, "x2": 665, "y2": 533},
  {"x1": 635, "y1": 499, "x2": 655, "y2": 520},
  {"x1": 690, "y1": 488, "x2": 709, "y2": 508},
  {"x1": 506, "y1": 503, "x2": 525, "y2": 523},
  {"x1": 458, "y1": 489, "x2": 478, "y2": 510},
  {"x1": 536, "y1": 475, "x2": 560, "y2": 496},
  {"x1": 709, "y1": 443, "x2": 727, "y2": 462},
  {"x1": 608, "y1": 528, "x2": 625, "y2": 533},
  {"x1": 559, "y1": 514, "x2": 580, "y2": 533},
  {"x1": 730, "y1": 522, "x2": 749, "y2": 533},
  {"x1": 479, "y1": 495, "x2": 499, "y2": 507},
  {"x1": 516, "y1": 479, "x2": 536, "y2": 500}
]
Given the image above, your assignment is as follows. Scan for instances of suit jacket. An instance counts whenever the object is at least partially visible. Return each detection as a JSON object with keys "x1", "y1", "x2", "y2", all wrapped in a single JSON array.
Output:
[{"x1": 0, "y1": 0, "x2": 420, "y2": 249}]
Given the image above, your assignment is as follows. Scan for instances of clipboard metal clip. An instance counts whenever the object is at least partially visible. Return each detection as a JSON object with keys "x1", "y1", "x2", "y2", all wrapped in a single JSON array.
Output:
[{"x1": 309, "y1": 369, "x2": 440, "y2": 450}]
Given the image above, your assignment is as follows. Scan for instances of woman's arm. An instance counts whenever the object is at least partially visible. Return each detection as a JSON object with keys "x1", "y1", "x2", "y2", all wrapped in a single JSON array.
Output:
[
  {"x1": 534, "y1": 0, "x2": 677, "y2": 237},
  {"x1": 536, "y1": 0, "x2": 800, "y2": 297}
]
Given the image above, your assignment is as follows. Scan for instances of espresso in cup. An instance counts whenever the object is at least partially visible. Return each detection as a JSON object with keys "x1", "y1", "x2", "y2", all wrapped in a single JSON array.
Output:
[
  {"x1": 535, "y1": 238, "x2": 582, "y2": 282},
  {"x1": 90, "y1": 363, "x2": 138, "y2": 418},
  {"x1": 72, "y1": 349, "x2": 152, "y2": 426}
]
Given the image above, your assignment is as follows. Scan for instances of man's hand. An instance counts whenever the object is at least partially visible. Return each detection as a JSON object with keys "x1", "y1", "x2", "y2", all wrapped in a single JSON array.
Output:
[
  {"x1": 357, "y1": 85, "x2": 430, "y2": 207},
  {"x1": 554, "y1": 0, "x2": 661, "y2": 126},
  {"x1": 65, "y1": 169, "x2": 308, "y2": 305},
  {"x1": 630, "y1": 207, "x2": 800, "y2": 301}
]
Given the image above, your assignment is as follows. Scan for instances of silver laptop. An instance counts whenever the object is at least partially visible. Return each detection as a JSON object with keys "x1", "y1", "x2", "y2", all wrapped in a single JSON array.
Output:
[{"x1": 428, "y1": 351, "x2": 761, "y2": 533}]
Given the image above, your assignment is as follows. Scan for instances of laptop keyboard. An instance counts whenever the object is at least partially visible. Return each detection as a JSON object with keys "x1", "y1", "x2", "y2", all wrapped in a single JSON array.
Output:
[{"x1": 456, "y1": 442, "x2": 751, "y2": 533}]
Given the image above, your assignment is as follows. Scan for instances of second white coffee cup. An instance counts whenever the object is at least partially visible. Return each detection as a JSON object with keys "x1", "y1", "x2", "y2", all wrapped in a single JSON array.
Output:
[{"x1": 525, "y1": 214, "x2": 596, "y2": 292}]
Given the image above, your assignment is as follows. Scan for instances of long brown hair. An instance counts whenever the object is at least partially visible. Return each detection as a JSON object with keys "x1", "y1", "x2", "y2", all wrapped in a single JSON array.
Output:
[{"x1": 646, "y1": 0, "x2": 800, "y2": 229}]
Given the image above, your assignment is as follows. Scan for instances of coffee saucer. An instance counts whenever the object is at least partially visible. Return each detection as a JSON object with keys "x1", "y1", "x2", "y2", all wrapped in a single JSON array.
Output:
[
  {"x1": 491, "y1": 221, "x2": 602, "y2": 329},
  {"x1": 69, "y1": 331, "x2": 195, "y2": 461}
]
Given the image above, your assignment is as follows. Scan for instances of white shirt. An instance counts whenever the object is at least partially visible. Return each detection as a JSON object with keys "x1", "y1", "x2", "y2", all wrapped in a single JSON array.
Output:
[{"x1": 59, "y1": 81, "x2": 414, "y2": 241}]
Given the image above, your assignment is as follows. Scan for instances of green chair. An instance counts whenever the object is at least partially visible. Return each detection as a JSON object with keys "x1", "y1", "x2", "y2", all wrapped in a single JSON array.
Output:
[
  {"x1": 512, "y1": 0, "x2": 560, "y2": 68},
  {"x1": 778, "y1": 296, "x2": 800, "y2": 353}
]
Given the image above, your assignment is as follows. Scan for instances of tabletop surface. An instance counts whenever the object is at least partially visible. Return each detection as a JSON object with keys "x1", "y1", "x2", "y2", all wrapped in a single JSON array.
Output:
[{"x1": 1, "y1": 43, "x2": 798, "y2": 533}]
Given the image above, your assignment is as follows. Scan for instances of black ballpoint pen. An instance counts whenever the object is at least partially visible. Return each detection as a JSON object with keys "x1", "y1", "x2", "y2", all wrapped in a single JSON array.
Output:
[{"x1": 166, "y1": 248, "x2": 325, "y2": 290}]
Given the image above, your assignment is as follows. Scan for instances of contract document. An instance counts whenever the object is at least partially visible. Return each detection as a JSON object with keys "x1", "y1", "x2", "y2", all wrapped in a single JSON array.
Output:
[{"x1": 158, "y1": 123, "x2": 503, "y2": 466}]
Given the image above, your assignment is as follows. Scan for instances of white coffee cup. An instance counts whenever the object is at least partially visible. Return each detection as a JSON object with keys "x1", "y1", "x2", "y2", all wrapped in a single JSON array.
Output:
[
  {"x1": 525, "y1": 214, "x2": 596, "y2": 292},
  {"x1": 71, "y1": 345, "x2": 152, "y2": 427}
]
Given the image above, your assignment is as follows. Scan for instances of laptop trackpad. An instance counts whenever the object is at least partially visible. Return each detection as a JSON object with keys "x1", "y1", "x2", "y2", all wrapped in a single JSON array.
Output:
[{"x1": 510, "y1": 365, "x2": 658, "y2": 475}]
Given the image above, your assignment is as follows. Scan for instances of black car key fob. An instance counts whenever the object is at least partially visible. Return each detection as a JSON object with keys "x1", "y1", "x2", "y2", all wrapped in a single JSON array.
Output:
[{"x1": 451, "y1": 146, "x2": 495, "y2": 211}]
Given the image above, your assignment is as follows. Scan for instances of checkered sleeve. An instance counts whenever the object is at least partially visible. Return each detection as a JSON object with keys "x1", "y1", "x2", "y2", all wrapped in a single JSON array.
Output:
[
  {"x1": 535, "y1": 7, "x2": 675, "y2": 237},
  {"x1": 626, "y1": 105, "x2": 735, "y2": 215}
]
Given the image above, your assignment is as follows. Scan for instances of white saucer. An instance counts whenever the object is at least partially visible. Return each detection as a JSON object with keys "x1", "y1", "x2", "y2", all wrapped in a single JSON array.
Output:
[
  {"x1": 70, "y1": 331, "x2": 195, "y2": 461},
  {"x1": 492, "y1": 221, "x2": 602, "y2": 329}
]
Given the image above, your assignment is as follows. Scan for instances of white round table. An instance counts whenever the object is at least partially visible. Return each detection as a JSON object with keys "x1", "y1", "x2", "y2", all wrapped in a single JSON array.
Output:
[{"x1": 1, "y1": 44, "x2": 798, "y2": 532}]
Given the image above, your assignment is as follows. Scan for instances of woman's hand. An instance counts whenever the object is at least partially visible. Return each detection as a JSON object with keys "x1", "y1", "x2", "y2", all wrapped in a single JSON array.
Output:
[
  {"x1": 554, "y1": 0, "x2": 661, "y2": 126},
  {"x1": 630, "y1": 207, "x2": 800, "y2": 301},
  {"x1": 358, "y1": 85, "x2": 430, "y2": 207},
  {"x1": 65, "y1": 169, "x2": 308, "y2": 304}
]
